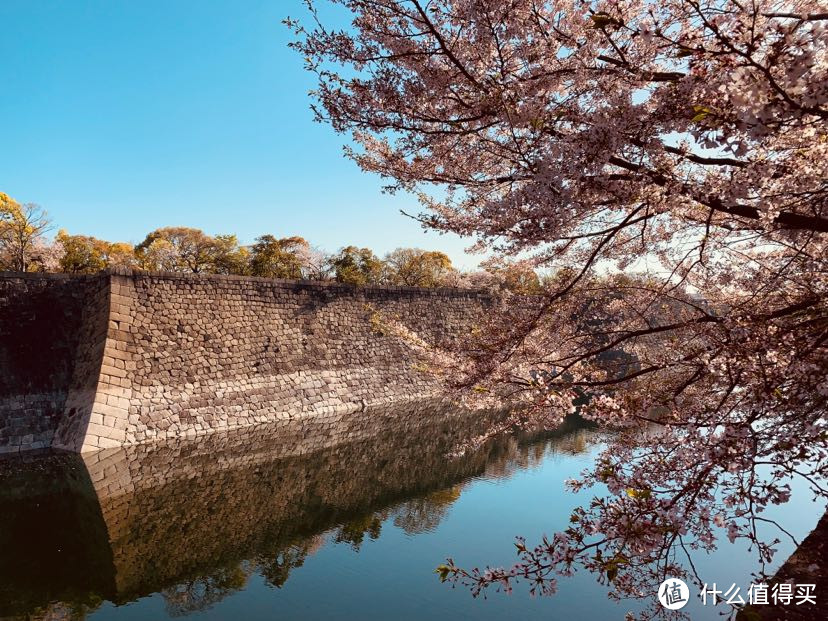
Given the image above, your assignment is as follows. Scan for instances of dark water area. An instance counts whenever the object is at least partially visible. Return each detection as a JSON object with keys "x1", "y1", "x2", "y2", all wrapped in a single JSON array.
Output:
[{"x1": 0, "y1": 408, "x2": 823, "y2": 621}]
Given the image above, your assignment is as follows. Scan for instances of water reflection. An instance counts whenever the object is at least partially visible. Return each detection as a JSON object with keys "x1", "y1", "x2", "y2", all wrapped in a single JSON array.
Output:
[{"x1": 0, "y1": 403, "x2": 597, "y2": 620}]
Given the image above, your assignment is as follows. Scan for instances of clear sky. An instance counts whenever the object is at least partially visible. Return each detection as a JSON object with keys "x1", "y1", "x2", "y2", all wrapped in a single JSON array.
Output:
[{"x1": 0, "y1": 0, "x2": 477, "y2": 267}]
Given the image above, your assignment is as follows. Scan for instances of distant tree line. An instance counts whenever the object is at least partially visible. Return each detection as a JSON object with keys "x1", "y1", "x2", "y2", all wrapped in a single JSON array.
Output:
[{"x1": 0, "y1": 192, "x2": 545, "y2": 292}]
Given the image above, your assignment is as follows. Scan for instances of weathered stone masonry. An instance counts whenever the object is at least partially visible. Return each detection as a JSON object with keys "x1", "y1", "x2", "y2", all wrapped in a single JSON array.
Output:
[{"x1": 0, "y1": 270, "x2": 491, "y2": 453}]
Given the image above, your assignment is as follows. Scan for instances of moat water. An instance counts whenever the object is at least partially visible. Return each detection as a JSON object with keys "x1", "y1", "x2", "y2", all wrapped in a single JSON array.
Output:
[{"x1": 0, "y1": 410, "x2": 823, "y2": 621}]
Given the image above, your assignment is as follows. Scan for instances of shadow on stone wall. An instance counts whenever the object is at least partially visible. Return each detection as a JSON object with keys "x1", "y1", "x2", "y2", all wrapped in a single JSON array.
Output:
[
  {"x1": 0, "y1": 403, "x2": 597, "y2": 619},
  {"x1": 0, "y1": 275, "x2": 104, "y2": 451}
]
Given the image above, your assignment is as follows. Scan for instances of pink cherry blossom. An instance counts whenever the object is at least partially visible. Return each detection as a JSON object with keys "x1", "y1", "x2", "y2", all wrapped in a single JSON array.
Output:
[{"x1": 290, "y1": 1, "x2": 828, "y2": 616}]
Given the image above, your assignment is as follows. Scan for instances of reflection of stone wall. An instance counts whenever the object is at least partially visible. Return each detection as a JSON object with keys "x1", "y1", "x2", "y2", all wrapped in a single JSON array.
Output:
[
  {"x1": 0, "y1": 403, "x2": 597, "y2": 620},
  {"x1": 0, "y1": 451, "x2": 115, "y2": 618},
  {"x1": 0, "y1": 403, "x2": 523, "y2": 617},
  {"x1": 84, "y1": 402, "x2": 507, "y2": 601},
  {"x1": 0, "y1": 270, "x2": 491, "y2": 452},
  {"x1": 0, "y1": 273, "x2": 109, "y2": 453}
]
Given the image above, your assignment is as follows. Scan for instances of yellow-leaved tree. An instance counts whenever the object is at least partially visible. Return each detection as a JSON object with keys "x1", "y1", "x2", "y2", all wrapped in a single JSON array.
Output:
[
  {"x1": 55, "y1": 230, "x2": 138, "y2": 273},
  {"x1": 383, "y1": 248, "x2": 455, "y2": 287},
  {"x1": 0, "y1": 192, "x2": 51, "y2": 272}
]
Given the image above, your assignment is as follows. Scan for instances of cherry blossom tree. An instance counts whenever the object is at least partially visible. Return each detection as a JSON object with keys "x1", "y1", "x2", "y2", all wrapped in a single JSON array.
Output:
[{"x1": 290, "y1": 1, "x2": 828, "y2": 616}]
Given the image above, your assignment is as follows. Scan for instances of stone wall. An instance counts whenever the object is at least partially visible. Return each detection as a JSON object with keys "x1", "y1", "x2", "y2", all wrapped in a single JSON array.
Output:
[
  {"x1": 737, "y1": 510, "x2": 828, "y2": 621},
  {"x1": 0, "y1": 270, "x2": 491, "y2": 453}
]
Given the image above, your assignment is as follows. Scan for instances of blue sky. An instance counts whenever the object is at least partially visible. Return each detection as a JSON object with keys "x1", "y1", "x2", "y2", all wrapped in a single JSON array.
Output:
[{"x1": 0, "y1": 0, "x2": 476, "y2": 267}]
